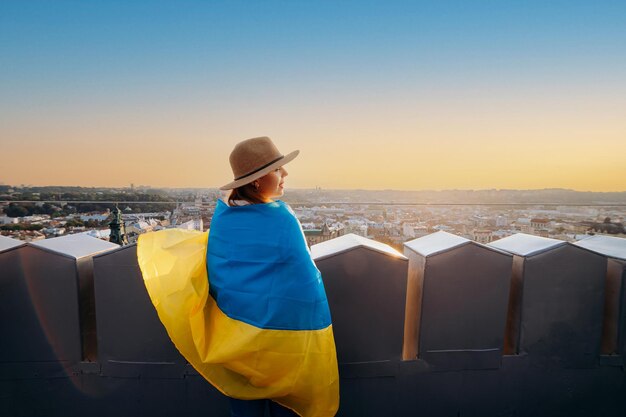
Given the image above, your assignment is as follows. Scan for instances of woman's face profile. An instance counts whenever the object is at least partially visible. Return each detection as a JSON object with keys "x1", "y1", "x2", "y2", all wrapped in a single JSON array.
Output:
[{"x1": 256, "y1": 166, "x2": 288, "y2": 201}]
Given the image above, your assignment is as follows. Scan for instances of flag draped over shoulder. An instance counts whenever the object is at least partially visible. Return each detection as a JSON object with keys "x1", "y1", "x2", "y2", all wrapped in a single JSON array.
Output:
[{"x1": 137, "y1": 199, "x2": 339, "y2": 417}]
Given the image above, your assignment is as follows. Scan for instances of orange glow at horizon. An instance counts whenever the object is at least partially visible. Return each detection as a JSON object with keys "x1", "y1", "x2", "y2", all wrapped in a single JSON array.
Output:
[
  {"x1": 2, "y1": 84, "x2": 625, "y2": 192},
  {"x1": 3, "y1": 129, "x2": 625, "y2": 192}
]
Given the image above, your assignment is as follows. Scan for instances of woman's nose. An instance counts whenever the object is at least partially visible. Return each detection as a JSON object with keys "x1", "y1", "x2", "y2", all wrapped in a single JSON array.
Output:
[{"x1": 281, "y1": 167, "x2": 288, "y2": 177}]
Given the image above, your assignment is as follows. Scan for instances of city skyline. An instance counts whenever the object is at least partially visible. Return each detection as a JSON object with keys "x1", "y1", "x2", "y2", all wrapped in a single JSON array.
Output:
[{"x1": 1, "y1": 1, "x2": 625, "y2": 191}]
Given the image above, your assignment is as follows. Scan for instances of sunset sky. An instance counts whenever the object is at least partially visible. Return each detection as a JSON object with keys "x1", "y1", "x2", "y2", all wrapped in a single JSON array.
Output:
[{"x1": 1, "y1": 1, "x2": 625, "y2": 191}]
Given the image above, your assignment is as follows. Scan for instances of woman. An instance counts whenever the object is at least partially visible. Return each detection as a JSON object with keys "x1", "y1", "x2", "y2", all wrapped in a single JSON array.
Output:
[
  {"x1": 137, "y1": 137, "x2": 339, "y2": 417},
  {"x1": 209, "y1": 137, "x2": 339, "y2": 416}
]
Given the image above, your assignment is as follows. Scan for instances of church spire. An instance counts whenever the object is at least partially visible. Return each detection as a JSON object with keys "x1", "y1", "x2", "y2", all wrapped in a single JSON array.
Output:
[{"x1": 109, "y1": 204, "x2": 128, "y2": 246}]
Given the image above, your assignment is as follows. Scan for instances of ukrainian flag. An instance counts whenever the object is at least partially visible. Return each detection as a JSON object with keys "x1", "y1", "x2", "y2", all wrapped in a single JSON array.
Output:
[{"x1": 137, "y1": 200, "x2": 339, "y2": 417}]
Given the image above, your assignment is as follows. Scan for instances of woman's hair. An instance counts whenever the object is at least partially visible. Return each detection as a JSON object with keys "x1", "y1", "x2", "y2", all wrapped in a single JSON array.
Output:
[{"x1": 228, "y1": 183, "x2": 267, "y2": 206}]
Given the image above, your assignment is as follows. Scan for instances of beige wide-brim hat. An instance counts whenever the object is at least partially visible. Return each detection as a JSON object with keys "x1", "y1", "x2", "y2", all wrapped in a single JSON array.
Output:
[{"x1": 220, "y1": 136, "x2": 299, "y2": 191}]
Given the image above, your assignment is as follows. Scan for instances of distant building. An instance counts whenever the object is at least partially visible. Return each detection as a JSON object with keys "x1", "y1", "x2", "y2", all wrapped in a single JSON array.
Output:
[
  {"x1": 433, "y1": 224, "x2": 453, "y2": 232},
  {"x1": 589, "y1": 219, "x2": 626, "y2": 235},
  {"x1": 80, "y1": 213, "x2": 110, "y2": 222},
  {"x1": 496, "y1": 215, "x2": 508, "y2": 227},
  {"x1": 0, "y1": 216, "x2": 18, "y2": 225},
  {"x1": 304, "y1": 223, "x2": 345, "y2": 246},
  {"x1": 531, "y1": 218, "x2": 551, "y2": 230},
  {"x1": 41, "y1": 227, "x2": 66, "y2": 237},
  {"x1": 520, "y1": 224, "x2": 533, "y2": 234},
  {"x1": 10, "y1": 230, "x2": 45, "y2": 242},
  {"x1": 402, "y1": 223, "x2": 429, "y2": 239},
  {"x1": 343, "y1": 221, "x2": 368, "y2": 238},
  {"x1": 127, "y1": 219, "x2": 159, "y2": 234},
  {"x1": 471, "y1": 215, "x2": 490, "y2": 227},
  {"x1": 413, "y1": 226, "x2": 429, "y2": 238},
  {"x1": 537, "y1": 229, "x2": 550, "y2": 238},
  {"x1": 492, "y1": 229, "x2": 514, "y2": 241},
  {"x1": 182, "y1": 205, "x2": 201, "y2": 216},
  {"x1": 109, "y1": 206, "x2": 127, "y2": 246},
  {"x1": 84, "y1": 229, "x2": 111, "y2": 240},
  {"x1": 20, "y1": 215, "x2": 48, "y2": 223},
  {"x1": 473, "y1": 229, "x2": 493, "y2": 244},
  {"x1": 177, "y1": 218, "x2": 203, "y2": 232}
]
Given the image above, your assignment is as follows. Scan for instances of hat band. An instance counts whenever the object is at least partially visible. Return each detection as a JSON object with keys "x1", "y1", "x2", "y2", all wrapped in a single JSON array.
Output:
[{"x1": 234, "y1": 155, "x2": 284, "y2": 181}]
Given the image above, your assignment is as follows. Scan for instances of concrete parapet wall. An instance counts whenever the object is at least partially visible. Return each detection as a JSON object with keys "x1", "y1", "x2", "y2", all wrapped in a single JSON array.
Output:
[
  {"x1": 314, "y1": 245, "x2": 408, "y2": 363},
  {"x1": 1, "y1": 245, "x2": 83, "y2": 371},
  {"x1": 606, "y1": 258, "x2": 626, "y2": 355},
  {"x1": 402, "y1": 234, "x2": 512, "y2": 370},
  {"x1": 92, "y1": 244, "x2": 186, "y2": 377},
  {"x1": 512, "y1": 245, "x2": 606, "y2": 367},
  {"x1": 2, "y1": 232, "x2": 626, "y2": 417}
]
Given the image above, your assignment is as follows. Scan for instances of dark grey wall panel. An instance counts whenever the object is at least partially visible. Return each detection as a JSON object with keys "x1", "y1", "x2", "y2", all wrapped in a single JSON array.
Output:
[
  {"x1": 519, "y1": 245, "x2": 606, "y2": 367},
  {"x1": 8, "y1": 246, "x2": 82, "y2": 367},
  {"x1": 417, "y1": 244, "x2": 512, "y2": 369},
  {"x1": 337, "y1": 376, "x2": 397, "y2": 417},
  {"x1": 316, "y1": 248, "x2": 408, "y2": 364},
  {"x1": 0, "y1": 246, "x2": 52, "y2": 362},
  {"x1": 0, "y1": 374, "x2": 230, "y2": 417},
  {"x1": 93, "y1": 244, "x2": 185, "y2": 377},
  {"x1": 397, "y1": 367, "x2": 464, "y2": 417}
]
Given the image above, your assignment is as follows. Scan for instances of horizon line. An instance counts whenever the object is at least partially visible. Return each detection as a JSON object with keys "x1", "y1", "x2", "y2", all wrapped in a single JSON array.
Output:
[{"x1": 2, "y1": 184, "x2": 626, "y2": 194}]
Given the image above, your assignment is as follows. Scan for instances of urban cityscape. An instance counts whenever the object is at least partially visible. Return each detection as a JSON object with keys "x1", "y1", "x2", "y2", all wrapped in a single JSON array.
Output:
[
  {"x1": 2, "y1": 184, "x2": 625, "y2": 251},
  {"x1": 3, "y1": 1, "x2": 626, "y2": 416}
]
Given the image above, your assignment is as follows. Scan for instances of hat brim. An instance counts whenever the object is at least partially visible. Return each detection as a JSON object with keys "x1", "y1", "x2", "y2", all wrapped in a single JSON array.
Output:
[{"x1": 219, "y1": 150, "x2": 300, "y2": 191}]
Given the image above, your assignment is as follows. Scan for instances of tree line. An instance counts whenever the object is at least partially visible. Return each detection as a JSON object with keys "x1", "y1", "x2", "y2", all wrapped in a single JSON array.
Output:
[{"x1": 2, "y1": 202, "x2": 177, "y2": 218}]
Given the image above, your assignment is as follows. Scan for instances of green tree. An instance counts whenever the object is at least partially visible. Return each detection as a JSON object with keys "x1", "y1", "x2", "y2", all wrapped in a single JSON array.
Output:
[{"x1": 5, "y1": 203, "x2": 29, "y2": 217}]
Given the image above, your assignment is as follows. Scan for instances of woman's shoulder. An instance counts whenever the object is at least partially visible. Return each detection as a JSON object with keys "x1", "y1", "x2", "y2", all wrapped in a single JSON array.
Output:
[{"x1": 213, "y1": 198, "x2": 295, "y2": 222}]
